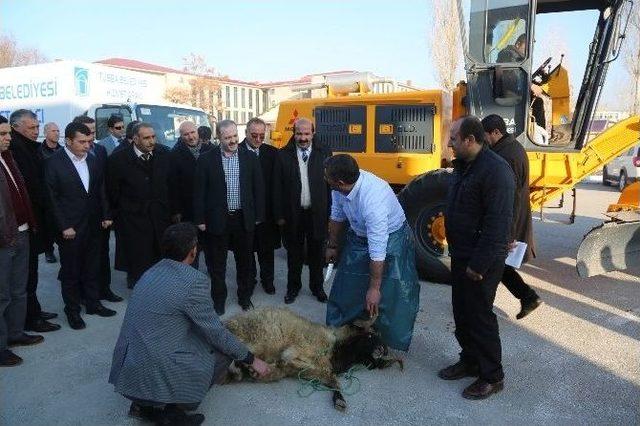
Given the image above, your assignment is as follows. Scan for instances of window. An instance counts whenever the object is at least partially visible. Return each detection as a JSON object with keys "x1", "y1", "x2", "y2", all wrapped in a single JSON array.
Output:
[
  {"x1": 248, "y1": 89, "x2": 253, "y2": 108},
  {"x1": 234, "y1": 111, "x2": 239, "y2": 122},
  {"x1": 241, "y1": 88, "x2": 246, "y2": 108},
  {"x1": 241, "y1": 112, "x2": 246, "y2": 123},
  {"x1": 225, "y1": 110, "x2": 230, "y2": 120},
  {"x1": 218, "y1": 111, "x2": 223, "y2": 122},
  {"x1": 248, "y1": 112, "x2": 254, "y2": 120},
  {"x1": 225, "y1": 86, "x2": 230, "y2": 107},
  {"x1": 233, "y1": 87, "x2": 238, "y2": 108}
]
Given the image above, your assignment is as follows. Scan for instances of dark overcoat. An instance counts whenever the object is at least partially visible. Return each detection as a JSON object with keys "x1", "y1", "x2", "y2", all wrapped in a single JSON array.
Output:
[
  {"x1": 168, "y1": 140, "x2": 212, "y2": 223},
  {"x1": 239, "y1": 140, "x2": 281, "y2": 250},
  {"x1": 273, "y1": 138, "x2": 332, "y2": 242},
  {"x1": 491, "y1": 133, "x2": 535, "y2": 261},
  {"x1": 107, "y1": 144, "x2": 172, "y2": 274}
]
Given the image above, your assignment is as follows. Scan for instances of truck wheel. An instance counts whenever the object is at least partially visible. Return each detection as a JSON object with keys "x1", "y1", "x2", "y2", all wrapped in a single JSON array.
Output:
[
  {"x1": 602, "y1": 166, "x2": 612, "y2": 186},
  {"x1": 398, "y1": 169, "x2": 453, "y2": 284}
]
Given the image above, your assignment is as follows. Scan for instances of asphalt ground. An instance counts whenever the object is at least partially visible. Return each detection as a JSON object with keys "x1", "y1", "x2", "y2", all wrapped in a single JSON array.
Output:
[{"x1": 1, "y1": 182, "x2": 639, "y2": 425}]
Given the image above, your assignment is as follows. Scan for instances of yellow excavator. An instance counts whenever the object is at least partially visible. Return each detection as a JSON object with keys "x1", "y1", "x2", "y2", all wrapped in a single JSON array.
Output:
[{"x1": 271, "y1": 0, "x2": 640, "y2": 282}]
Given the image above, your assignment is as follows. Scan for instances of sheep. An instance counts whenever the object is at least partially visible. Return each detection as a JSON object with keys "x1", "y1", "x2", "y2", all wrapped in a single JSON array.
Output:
[{"x1": 222, "y1": 307, "x2": 403, "y2": 411}]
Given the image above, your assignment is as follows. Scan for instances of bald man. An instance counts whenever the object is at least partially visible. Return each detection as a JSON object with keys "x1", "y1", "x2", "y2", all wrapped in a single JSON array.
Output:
[
  {"x1": 38, "y1": 122, "x2": 62, "y2": 263},
  {"x1": 169, "y1": 121, "x2": 212, "y2": 270}
]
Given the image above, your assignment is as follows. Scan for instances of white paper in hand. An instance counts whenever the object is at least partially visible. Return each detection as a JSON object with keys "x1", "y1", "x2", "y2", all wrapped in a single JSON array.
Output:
[
  {"x1": 505, "y1": 241, "x2": 527, "y2": 269},
  {"x1": 324, "y1": 263, "x2": 335, "y2": 283}
]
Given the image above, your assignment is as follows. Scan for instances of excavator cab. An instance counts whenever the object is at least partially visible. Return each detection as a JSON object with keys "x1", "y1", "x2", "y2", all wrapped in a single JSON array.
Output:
[{"x1": 457, "y1": 0, "x2": 630, "y2": 150}]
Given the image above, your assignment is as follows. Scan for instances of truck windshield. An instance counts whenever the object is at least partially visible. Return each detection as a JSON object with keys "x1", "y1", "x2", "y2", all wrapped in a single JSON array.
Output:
[{"x1": 135, "y1": 104, "x2": 210, "y2": 148}]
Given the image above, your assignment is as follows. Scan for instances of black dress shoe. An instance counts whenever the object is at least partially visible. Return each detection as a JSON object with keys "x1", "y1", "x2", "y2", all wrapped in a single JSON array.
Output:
[
  {"x1": 438, "y1": 360, "x2": 480, "y2": 380},
  {"x1": 239, "y1": 299, "x2": 254, "y2": 311},
  {"x1": 516, "y1": 296, "x2": 543, "y2": 319},
  {"x1": 156, "y1": 404, "x2": 205, "y2": 426},
  {"x1": 262, "y1": 283, "x2": 276, "y2": 295},
  {"x1": 45, "y1": 252, "x2": 57, "y2": 263},
  {"x1": 86, "y1": 303, "x2": 117, "y2": 317},
  {"x1": 284, "y1": 291, "x2": 298, "y2": 304},
  {"x1": 128, "y1": 402, "x2": 160, "y2": 421},
  {"x1": 65, "y1": 311, "x2": 86, "y2": 330},
  {"x1": 214, "y1": 303, "x2": 225, "y2": 316},
  {"x1": 312, "y1": 289, "x2": 328, "y2": 303},
  {"x1": 101, "y1": 289, "x2": 124, "y2": 303},
  {"x1": 8, "y1": 333, "x2": 44, "y2": 347},
  {"x1": 40, "y1": 311, "x2": 58, "y2": 320},
  {"x1": 462, "y1": 378, "x2": 504, "y2": 400},
  {"x1": 0, "y1": 349, "x2": 23, "y2": 367},
  {"x1": 24, "y1": 318, "x2": 61, "y2": 333}
]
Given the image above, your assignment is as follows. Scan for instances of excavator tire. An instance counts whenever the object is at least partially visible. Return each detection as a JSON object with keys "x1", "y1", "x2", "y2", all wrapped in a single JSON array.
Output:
[{"x1": 398, "y1": 169, "x2": 453, "y2": 284}]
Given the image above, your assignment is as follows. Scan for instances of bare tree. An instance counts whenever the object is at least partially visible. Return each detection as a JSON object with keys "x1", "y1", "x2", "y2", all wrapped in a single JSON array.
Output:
[
  {"x1": 623, "y1": 2, "x2": 640, "y2": 114},
  {"x1": 427, "y1": 1, "x2": 463, "y2": 92},
  {"x1": 0, "y1": 34, "x2": 48, "y2": 68},
  {"x1": 164, "y1": 53, "x2": 224, "y2": 115}
]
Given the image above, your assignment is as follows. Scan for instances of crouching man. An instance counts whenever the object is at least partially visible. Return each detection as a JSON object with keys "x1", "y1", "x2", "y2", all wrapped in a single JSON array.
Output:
[
  {"x1": 324, "y1": 154, "x2": 420, "y2": 351},
  {"x1": 108, "y1": 223, "x2": 270, "y2": 425}
]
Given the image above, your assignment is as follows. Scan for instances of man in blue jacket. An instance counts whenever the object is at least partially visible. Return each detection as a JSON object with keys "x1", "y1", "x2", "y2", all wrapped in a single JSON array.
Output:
[{"x1": 440, "y1": 116, "x2": 515, "y2": 400}]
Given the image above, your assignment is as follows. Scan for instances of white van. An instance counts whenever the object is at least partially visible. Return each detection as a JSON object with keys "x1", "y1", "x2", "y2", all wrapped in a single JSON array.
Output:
[
  {"x1": 603, "y1": 142, "x2": 640, "y2": 191},
  {"x1": 0, "y1": 60, "x2": 210, "y2": 147}
]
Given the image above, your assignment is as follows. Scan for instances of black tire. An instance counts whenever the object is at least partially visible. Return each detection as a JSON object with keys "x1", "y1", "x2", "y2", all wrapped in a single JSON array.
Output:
[
  {"x1": 619, "y1": 170, "x2": 628, "y2": 192},
  {"x1": 602, "y1": 166, "x2": 612, "y2": 186},
  {"x1": 398, "y1": 169, "x2": 453, "y2": 284}
]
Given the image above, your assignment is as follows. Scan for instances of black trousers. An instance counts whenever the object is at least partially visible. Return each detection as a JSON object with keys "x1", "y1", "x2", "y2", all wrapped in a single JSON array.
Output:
[
  {"x1": 98, "y1": 228, "x2": 112, "y2": 296},
  {"x1": 191, "y1": 231, "x2": 211, "y2": 272},
  {"x1": 24, "y1": 230, "x2": 42, "y2": 325},
  {"x1": 285, "y1": 208, "x2": 324, "y2": 295},
  {"x1": 251, "y1": 222, "x2": 275, "y2": 288},
  {"x1": 206, "y1": 211, "x2": 254, "y2": 305},
  {"x1": 451, "y1": 257, "x2": 505, "y2": 383},
  {"x1": 501, "y1": 265, "x2": 537, "y2": 301},
  {"x1": 58, "y1": 219, "x2": 101, "y2": 313}
]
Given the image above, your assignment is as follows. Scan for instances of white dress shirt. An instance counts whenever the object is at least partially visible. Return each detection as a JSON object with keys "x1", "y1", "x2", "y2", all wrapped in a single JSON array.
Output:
[
  {"x1": 297, "y1": 145, "x2": 312, "y2": 208},
  {"x1": 330, "y1": 170, "x2": 406, "y2": 261},
  {"x1": 64, "y1": 147, "x2": 90, "y2": 192}
]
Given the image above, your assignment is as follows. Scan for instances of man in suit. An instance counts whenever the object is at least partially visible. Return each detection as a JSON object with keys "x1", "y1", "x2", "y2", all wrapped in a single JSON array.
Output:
[
  {"x1": 109, "y1": 223, "x2": 270, "y2": 425},
  {"x1": 240, "y1": 117, "x2": 280, "y2": 295},
  {"x1": 108, "y1": 122, "x2": 172, "y2": 288},
  {"x1": 482, "y1": 114, "x2": 542, "y2": 319},
  {"x1": 98, "y1": 114, "x2": 125, "y2": 156},
  {"x1": 37, "y1": 122, "x2": 62, "y2": 264},
  {"x1": 44, "y1": 122, "x2": 116, "y2": 330},
  {"x1": 194, "y1": 120, "x2": 265, "y2": 315},
  {"x1": 274, "y1": 117, "x2": 332, "y2": 304},
  {"x1": 0, "y1": 115, "x2": 44, "y2": 367},
  {"x1": 9, "y1": 109, "x2": 61, "y2": 333},
  {"x1": 169, "y1": 121, "x2": 212, "y2": 270},
  {"x1": 72, "y1": 115, "x2": 122, "y2": 303}
]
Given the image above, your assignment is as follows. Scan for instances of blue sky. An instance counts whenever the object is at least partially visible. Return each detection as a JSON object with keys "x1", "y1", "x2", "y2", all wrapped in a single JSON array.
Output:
[{"x1": 0, "y1": 0, "x2": 630, "y2": 106}]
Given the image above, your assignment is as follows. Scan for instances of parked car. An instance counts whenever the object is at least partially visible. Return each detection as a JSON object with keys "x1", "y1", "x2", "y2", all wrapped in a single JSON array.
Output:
[{"x1": 603, "y1": 142, "x2": 640, "y2": 191}]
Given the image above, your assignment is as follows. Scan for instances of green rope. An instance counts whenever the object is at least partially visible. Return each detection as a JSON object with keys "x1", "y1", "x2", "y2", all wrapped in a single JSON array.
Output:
[{"x1": 296, "y1": 364, "x2": 371, "y2": 397}]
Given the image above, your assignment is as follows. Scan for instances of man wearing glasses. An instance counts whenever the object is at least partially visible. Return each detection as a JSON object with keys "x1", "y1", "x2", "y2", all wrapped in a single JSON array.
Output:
[
  {"x1": 239, "y1": 118, "x2": 280, "y2": 296},
  {"x1": 98, "y1": 115, "x2": 126, "y2": 156}
]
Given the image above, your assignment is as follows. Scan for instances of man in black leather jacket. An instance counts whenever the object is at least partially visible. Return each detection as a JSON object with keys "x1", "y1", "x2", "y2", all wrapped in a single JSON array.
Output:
[{"x1": 439, "y1": 116, "x2": 515, "y2": 400}]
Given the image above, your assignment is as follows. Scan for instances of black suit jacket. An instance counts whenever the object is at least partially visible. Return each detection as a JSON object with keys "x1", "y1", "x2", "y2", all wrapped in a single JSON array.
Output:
[
  {"x1": 273, "y1": 138, "x2": 332, "y2": 240},
  {"x1": 44, "y1": 149, "x2": 109, "y2": 232},
  {"x1": 239, "y1": 140, "x2": 278, "y2": 222},
  {"x1": 168, "y1": 141, "x2": 212, "y2": 222},
  {"x1": 193, "y1": 146, "x2": 265, "y2": 235}
]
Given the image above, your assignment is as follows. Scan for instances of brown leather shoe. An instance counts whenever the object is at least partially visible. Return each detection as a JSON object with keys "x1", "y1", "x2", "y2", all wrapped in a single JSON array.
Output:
[
  {"x1": 438, "y1": 360, "x2": 479, "y2": 380},
  {"x1": 8, "y1": 333, "x2": 44, "y2": 347},
  {"x1": 462, "y1": 378, "x2": 504, "y2": 400},
  {"x1": 24, "y1": 318, "x2": 61, "y2": 333},
  {"x1": 0, "y1": 349, "x2": 23, "y2": 367}
]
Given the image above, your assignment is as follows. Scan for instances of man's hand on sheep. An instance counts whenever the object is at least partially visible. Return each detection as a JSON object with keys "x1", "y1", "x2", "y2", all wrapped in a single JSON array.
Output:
[
  {"x1": 250, "y1": 357, "x2": 271, "y2": 378},
  {"x1": 366, "y1": 287, "x2": 381, "y2": 317}
]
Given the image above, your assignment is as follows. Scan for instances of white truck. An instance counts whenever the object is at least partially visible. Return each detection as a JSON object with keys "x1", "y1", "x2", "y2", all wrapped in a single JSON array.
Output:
[{"x1": 0, "y1": 60, "x2": 210, "y2": 146}]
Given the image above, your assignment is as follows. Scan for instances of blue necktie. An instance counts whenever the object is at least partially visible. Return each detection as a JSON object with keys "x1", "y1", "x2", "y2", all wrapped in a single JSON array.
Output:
[{"x1": 301, "y1": 148, "x2": 309, "y2": 163}]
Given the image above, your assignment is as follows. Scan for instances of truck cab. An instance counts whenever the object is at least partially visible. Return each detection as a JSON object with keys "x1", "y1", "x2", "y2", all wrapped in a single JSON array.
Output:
[{"x1": 89, "y1": 101, "x2": 210, "y2": 148}]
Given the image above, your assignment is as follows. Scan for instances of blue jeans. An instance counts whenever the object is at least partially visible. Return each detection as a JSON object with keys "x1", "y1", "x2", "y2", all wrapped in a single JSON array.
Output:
[{"x1": 0, "y1": 230, "x2": 29, "y2": 350}]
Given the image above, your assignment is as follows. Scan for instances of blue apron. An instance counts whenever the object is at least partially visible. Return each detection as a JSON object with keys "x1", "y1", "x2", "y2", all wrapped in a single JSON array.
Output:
[{"x1": 326, "y1": 222, "x2": 420, "y2": 351}]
